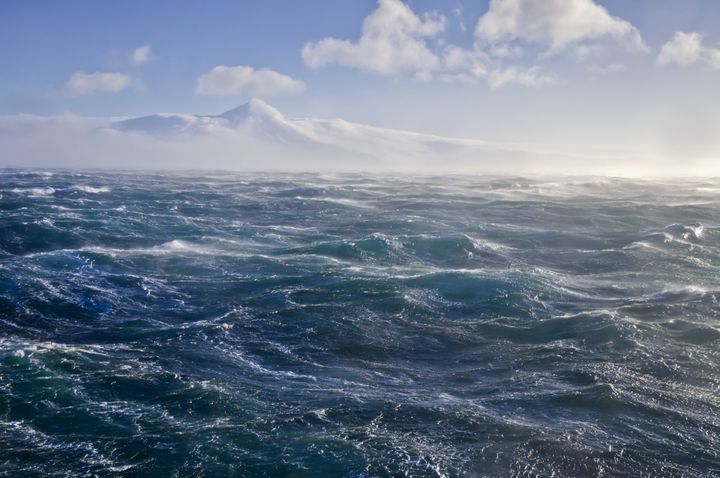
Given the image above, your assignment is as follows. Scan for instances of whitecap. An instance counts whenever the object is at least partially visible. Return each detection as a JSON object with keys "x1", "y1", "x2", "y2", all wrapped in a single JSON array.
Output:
[
  {"x1": 68, "y1": 185, "x2": 111, "y2": 194},
  {"x1": 628, "y1": 286, "x2": 709, "y2": 305},
  {"x1": 78, "y1": 239, "x2": 217, "y2": 257},
  {"x1": 34, "y1": 218, "x2": 55, "y2": 226},
  {"x1": 11, "y1": 187, "x2": 55, "y2": 196},
  {"x1": 294, "y1": 196, "x2": 373, "y2": 208}
]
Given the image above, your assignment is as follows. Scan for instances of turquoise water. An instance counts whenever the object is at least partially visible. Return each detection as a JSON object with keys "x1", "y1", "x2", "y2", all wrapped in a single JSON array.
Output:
[{"x1": 0, "y1": 170, "x2": 719, "y2": 477}]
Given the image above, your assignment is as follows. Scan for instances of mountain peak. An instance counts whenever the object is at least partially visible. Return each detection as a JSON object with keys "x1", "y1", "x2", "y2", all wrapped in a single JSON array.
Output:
[{"x1": 218, "y1": 99, "x2": 284, "y2": 123}]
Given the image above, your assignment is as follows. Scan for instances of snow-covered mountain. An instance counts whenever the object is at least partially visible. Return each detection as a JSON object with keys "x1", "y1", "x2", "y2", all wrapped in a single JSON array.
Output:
[
  {"x1": 114, "y1": 99, "x2": 306, "y2": 142},
  {"x1": 6, "y1": 99, "x2": 699, "y2": 174},
  {"x1": 110, "y1": 99, "x2": 497, "y2": 164}
]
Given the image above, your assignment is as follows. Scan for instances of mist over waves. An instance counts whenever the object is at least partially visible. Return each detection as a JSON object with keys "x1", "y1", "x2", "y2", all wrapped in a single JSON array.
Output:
[{"x1": 1, "y1": 100, "x2": 717, "y2": 175}]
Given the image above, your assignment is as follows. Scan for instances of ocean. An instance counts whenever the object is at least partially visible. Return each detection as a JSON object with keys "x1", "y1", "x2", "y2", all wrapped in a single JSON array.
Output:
[{"x1": 0, "y1": 170, "x2": 718, "y2": 477}]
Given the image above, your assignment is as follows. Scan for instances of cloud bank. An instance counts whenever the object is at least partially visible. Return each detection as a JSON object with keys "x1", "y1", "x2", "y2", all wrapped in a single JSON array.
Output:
[
  {"x1": 301, "y1": 0, "x2": 645, "y2": 88},
  {"x1": 1, "y1": 100, "x2": 716, "y2": 176}
]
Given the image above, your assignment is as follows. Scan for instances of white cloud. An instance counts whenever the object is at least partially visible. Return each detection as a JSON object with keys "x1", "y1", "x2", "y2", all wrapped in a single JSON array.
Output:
[
  {"x1": 299, "y1": 0, "x2": 585, "y2": 89},
  {"x1": 475, "y1": 0, "x2": 647, "y2": 55},
  {"x1": 66, "y1": 72, "x2": 132, "y2": 95},
  {"x1": 587, "y1": 63, "x2": 626, "y2": 75},
  {"x1": 132, "y1": 45, "x2": 151, "y2": 65},
  {"x1": 658, "y1": 32, "x2": 720, "y2": 70},
  {"x1": 301, "y1": 0, "x2": 446, "y2": 76},
  {"x1": 439, "y1": 46, "x2": 555, "y2": 88},
  {"x1": 452, "y1": 4, "x2": 467, "y2": 32},
  {"x1": 196, "y1": 65, "x2": 305, "y2": 97},
  {"x1": 488, "y1": 65, "x2": 557, "y2": 88},
  {"x1": 442, "y1": 46, "x2": 489, "y2": 77}
]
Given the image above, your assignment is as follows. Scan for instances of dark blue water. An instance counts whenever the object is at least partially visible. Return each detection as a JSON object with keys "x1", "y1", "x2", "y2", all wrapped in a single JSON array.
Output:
[{"x1": 1, "y1": 170, "x2": 719, "y2": 477}]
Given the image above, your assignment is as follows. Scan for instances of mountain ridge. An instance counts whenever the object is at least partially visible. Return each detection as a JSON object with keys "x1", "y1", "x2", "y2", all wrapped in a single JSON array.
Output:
[
  {"x1": 7, "y1": 99, "x2": 695, "y2": 174},
  {"x1": 110, "y1": 99, "x2": 497, "y2": 159}
]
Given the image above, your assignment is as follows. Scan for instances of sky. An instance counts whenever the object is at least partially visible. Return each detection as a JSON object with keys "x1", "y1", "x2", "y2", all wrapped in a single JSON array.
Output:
[{"x1": 0, "y1": 0, "x2": 719, "y2": 174}]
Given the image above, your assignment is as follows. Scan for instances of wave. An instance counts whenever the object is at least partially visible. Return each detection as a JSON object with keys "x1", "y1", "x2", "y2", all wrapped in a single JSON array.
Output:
[
  {"x1": 8, "y1": 185, "x2": 110, "y2": 196},
  {"x1": 293, "y1": 195, "x2": 374, "y2": 208},
  {"x1": 624, "y1": 286, "x2": 710, "y2": 305},
  {"x1": 79, "y1": 239, "x2": 220, "y2": 257},
  {"x1": 281, "y1": 233, "x2": 513, "y2": 267},
  {"x1": 68, "y1": 185, "x2": 111, "y2": 194},
  {"x1": 10, "y1": 186, "x2": 56, "y2": 196},
  {"x1": 2, "y1": 171, "x2": 720, "y2": 477}
]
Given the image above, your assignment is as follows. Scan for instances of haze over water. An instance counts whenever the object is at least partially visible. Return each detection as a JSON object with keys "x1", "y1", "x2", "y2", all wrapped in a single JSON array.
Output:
[{"x1": 1, "y1": 170, "x2": 718, "y2": 476}]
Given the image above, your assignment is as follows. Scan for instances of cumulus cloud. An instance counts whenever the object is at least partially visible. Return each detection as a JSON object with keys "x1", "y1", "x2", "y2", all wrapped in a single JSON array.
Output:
[
  {"x1": 300, "y1": 0, "x2": 604, "y2": 89},
  {"x1": 132, "y1": 45, "x2": 152, "y2": 65},
  {"x1": 301, "y1": 0, "x2": 446, "y2": 76},
  {"x1": 196, "y1": 65, "x2": 305, "y2": 97},
  {"x1": 475, "y1": 0, "x2": 647, "y2": 55},
  {"x1": 658, "y1": 32, "x2": 720, "y2": 70},
  {"x1": 66, "y1": 72, "x2": 132, "y2": 95}
]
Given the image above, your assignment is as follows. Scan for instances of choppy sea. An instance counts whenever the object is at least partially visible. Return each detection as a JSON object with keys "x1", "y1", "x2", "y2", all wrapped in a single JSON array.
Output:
[{"x1": 0, "y1": 170, "x2": 719, "y2": 477}]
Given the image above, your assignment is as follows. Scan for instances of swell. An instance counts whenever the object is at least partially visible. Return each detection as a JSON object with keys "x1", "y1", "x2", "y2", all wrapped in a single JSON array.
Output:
[{"x1": 1, "y1": 171, "x2": 719, "y2": 476}]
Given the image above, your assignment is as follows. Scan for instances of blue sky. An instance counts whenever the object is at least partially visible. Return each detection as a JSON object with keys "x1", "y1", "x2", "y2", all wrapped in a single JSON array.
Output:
[{"x1": 1, "y1": 0, "x2": 719, "y2": 146}]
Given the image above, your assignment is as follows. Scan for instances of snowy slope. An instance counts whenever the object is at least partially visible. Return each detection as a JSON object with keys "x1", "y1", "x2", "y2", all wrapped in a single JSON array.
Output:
[{"x1": 111, "y1": 99, "x2": 490, "y2": 161}]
